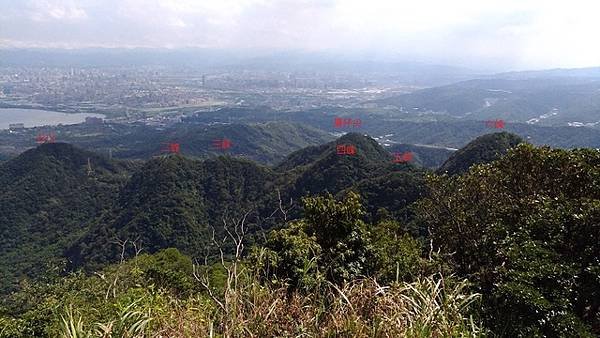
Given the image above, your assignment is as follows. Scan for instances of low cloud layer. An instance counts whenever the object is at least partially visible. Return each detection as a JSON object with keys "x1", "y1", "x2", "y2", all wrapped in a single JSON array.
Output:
[{"x1": 1, "y1": 0, "x2": 599, "y2": 70}]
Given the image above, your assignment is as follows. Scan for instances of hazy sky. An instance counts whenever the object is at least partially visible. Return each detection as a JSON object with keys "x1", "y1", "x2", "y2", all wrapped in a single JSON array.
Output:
[{"x1": 1, "y1": 0, "x2": 599, "y2": 70}]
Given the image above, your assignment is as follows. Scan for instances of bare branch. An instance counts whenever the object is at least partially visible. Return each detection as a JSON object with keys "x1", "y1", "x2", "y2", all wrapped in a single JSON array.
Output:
[
  {"x1": 210, "y1": 224, "x2": 226, "y2": 268},
  {"x1": 277, "y1": 189, "x2": 289, "y2": 222},
  {"x1": 132, "y1": 238, "x2": 143, "y2": 258},
  {"x1": 195, "y1": 208, "x2": 254, "y2": 336},
  {"x1": 193, "y1": 262, "x2": 225, "y2": 311},
  {"x1": 106, "y1": 237, "x2": 129, "y2": 300},
  {"x1": 109, "y1": 238, "x2": 129, "y2": 264}
]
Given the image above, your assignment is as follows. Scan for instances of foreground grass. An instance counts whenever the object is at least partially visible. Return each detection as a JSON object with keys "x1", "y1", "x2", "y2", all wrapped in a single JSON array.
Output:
[
  {"x1": 54, "y1": 274, "x2": 484, "y2": 338},
  {"x1": 0, "y1": 246, "x2": 485, "y2": 338}
]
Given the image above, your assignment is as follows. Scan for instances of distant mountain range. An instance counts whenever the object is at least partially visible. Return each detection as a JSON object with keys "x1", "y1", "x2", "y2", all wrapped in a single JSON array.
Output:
[
  {"x1": 0, "y1": 122, "x2": 335, "y2": 165},
  {"x1": 373, "y1": 78, "x2": 600, "y2": 127},
  {"x1": 184, "y1": 107, "x2": 600, "y2": 149},
  {"x1": 2, "y1": 107, "x2": 599, "y2": 169},
  {"x1": 494, "y1": 67, "x2": 600, "y2": 80}
]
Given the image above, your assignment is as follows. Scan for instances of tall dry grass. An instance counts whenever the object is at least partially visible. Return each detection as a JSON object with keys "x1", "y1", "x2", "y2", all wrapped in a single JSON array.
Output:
[
  {"x1": 60, "y1": 213, "x2": 484, "y2": 337},
  {"x1": 61, "y1": 274, "x2": 484, "y2": 337}
]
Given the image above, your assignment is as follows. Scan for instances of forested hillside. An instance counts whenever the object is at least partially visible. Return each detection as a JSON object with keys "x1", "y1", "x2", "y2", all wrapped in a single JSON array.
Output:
[
  {"x1": 67, "y1": 155, "x2": 281, "y2": 270},
  {"x1": 418, "y1": 144, "x2": 600, "y2": 335},
  {"x1": 0, "y1": 134, "x2": 598, "y2": 337},
  {"x1": 118, "y1": 122, "x2": 335, "y2": 164},
  {"x1": 0, "y1": 133, "x2": 430, "y2": 292},
  {"x1": 0, "y1": 143, "x2": 133, "y2": 293}
]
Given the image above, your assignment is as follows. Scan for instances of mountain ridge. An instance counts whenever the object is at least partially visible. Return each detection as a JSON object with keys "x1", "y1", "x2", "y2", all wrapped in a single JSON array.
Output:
[
  {"x1": 0, "y1": 143, "x2": 131, "y2": 292},
  {"x1": 0, "y1": 132, "x2": 526, "y2": 293}
]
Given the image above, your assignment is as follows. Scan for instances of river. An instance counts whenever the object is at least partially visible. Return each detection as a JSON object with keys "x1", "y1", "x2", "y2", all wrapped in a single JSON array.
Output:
[{"x1": 0, "y1": 108, "x2": 105, "y2": 130}]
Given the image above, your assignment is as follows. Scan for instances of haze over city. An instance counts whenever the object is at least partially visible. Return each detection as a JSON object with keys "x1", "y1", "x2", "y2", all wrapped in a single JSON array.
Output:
[{"x1": 2, "y1": 0, "x2": 600, "y2": 70}]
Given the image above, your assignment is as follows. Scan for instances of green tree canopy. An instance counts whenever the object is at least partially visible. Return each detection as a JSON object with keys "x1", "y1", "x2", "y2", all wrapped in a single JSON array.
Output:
[
  {"x1": 416, "y1": 143, "x2": 600, "y2": 336},
  {"x1": 257, "y1": 191, "x2": 423, "y2": 287}
]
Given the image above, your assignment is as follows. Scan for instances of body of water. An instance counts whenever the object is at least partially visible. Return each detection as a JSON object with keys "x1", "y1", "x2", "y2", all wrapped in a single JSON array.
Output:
[{"x1": 0, "y1": 108, "x2": 105, "y2": 130}]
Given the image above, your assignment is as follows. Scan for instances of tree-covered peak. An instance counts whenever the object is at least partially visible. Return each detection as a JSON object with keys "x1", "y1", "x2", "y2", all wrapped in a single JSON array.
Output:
[
  {"x1": 437, "y1": 131, "x2": 524, "y2": 175},
  {"x1": 336, "y1": 132, "x2": 393, "y2": 162},
  {"x1": 276, "y1": 132, "x2": 391, "y2": 172},
  {"x1": 0, "y1": 142, "x2": 119, "y2": 178}
]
